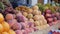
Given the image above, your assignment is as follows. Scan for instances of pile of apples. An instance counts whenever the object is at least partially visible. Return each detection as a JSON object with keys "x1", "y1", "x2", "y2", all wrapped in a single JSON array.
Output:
[
  {"x1": 15, "y1": 6, "x2": 49, "y2": 30},
  {"x1": 0, "y1": 13, "x2": 16, "y2": 34},
  {"x1": 43, "y1": 9, "x2": 60, "y2": 26}
]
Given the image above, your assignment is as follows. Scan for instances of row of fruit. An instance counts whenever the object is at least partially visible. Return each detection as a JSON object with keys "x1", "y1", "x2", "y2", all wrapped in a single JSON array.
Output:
[
  {"x1": 0, "y1": 4, "x2": 60, "y2": 34},
  {"x1": 0, "y1": 5, "x2": 50, "y2": 34}
]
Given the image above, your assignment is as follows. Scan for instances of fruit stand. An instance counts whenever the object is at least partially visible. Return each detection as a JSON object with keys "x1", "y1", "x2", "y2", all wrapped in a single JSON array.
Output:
[{"x1": 0, "y1": 0, "x2": 60, "y2": 34}]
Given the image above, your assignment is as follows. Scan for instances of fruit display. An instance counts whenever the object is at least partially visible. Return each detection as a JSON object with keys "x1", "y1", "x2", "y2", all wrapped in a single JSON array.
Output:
[
  {"x1": 0, "y1": 1, "x2": 59, "y2": 34},
  {"x1": 0, "y1": 13, "x2": 16, "y2": 34},
  {"x1": 15, "y1": 6, "x2": 49, "y2": 31}
]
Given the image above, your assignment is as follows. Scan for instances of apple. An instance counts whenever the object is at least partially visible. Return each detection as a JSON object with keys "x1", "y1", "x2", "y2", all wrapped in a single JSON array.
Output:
[
  {"x1": 32, "y1": 10, "x2": 39, "y2": 15},
  {"x1": 32, "y1": 5, "x2": 39, "y2": 10},
  {"x1": 47, "y1": 18, "x2": 53, "y2": 23},
  {"x1": 27, "y1": 8, "x2": 33, "y2": 14},
  {"x1": 29, "y1": 19, "x2": 34, "y2": 23},
  {"x1": 45, "y1": 13, "x2": 52, "y2": 18},
  {"x1": 45, "y1": 9, "x2": 51, "y2": 14},
  {"x1": 33, "y1": 15, "x2": 40, "y2": 21},
  {"x1": 23, "y1": 12, "x2": 28, "y2": 17},
  {"x1": 27, "y1": 14, "x2": 33, "y2": 19},
  {"x1": 34, "y1": 21, "x2": 40, "y2": 26}
]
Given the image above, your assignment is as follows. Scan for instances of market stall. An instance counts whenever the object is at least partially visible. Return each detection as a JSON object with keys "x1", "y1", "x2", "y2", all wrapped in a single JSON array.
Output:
[{"x1": 0, "y1": 0, "x2": 60, "y2": 34}]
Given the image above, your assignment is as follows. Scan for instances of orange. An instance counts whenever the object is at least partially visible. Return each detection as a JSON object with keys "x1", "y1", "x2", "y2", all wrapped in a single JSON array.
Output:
[
  {"x1": 0, "y1": 13, "x2": 4, "y2": 23},
  {"x1": 2, "y1": 32, "x2": 9, "y2": 34},
  {"x1": 8, "y1": 29, "x2": 16, "y2": 34},
  {"x1": 2, "y1": 21, "x2": 10, "y2": 32},
  {"x1": 0, "y1": 24, "x2": 3, "y2": 32}
]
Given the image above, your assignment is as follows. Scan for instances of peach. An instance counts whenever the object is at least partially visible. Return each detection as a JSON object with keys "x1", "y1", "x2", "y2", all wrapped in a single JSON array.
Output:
[
  {"x1": 7, "y1": 19, "x2": 17, "y2": 27},
  {"x1": 12, "y1": 23, "x2": 22, "y2": 30},
  {"x1": 5, "y1": 14, "x2": 14, "y2": 21}
]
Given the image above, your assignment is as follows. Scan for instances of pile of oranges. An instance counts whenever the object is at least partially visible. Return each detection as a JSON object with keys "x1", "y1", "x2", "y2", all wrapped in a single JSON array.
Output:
[{"x1": 0, "y1": 13, "x2": 16, "y2": 34}]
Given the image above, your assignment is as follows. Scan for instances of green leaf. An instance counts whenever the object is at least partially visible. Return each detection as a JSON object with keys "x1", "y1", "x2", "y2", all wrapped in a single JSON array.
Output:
[{"x1": 0, "y1": 2, "x2": 5, "y2": 10}]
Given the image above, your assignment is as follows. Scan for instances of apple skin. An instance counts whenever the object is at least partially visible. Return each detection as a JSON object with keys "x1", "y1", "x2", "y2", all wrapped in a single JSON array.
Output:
[
  {"x1": 47, "y1": 17, "x2": 53, "y2": 23},
  {"x1": 45, "y1": 9, "x2": 52, "y2": 14}
]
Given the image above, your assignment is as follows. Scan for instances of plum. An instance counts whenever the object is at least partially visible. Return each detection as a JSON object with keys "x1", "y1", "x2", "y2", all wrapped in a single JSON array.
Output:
[
  {"x1": 12, "y1": 10, "x2": 19, "y2": 14},
  {"x1": 15, "y1": 30, "x2": 23, "y2": 34},
  {"x1": 12, "y1": 23, "x2": 22, "y2": 30},
  {"x1": 5, "y1": 7, "x2": 13, "y2": 12},
  {"x1": 16, "y1": 15, "x2": 28, "y2": 22},
  {"x1": 28, "y1": 21, "x2": 34, "y2": 28},
  {"x1": 16, "y1": 13, "x2": 28, "y2": 22},
  {"x1": 20, "y1": 22, "x2": 29, "y2": 29}
]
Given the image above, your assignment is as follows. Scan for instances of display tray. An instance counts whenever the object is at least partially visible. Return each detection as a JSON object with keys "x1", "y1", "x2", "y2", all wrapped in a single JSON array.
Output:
[{"x1": 30, "y1": 22, "x2": 60, "y2": 34}]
